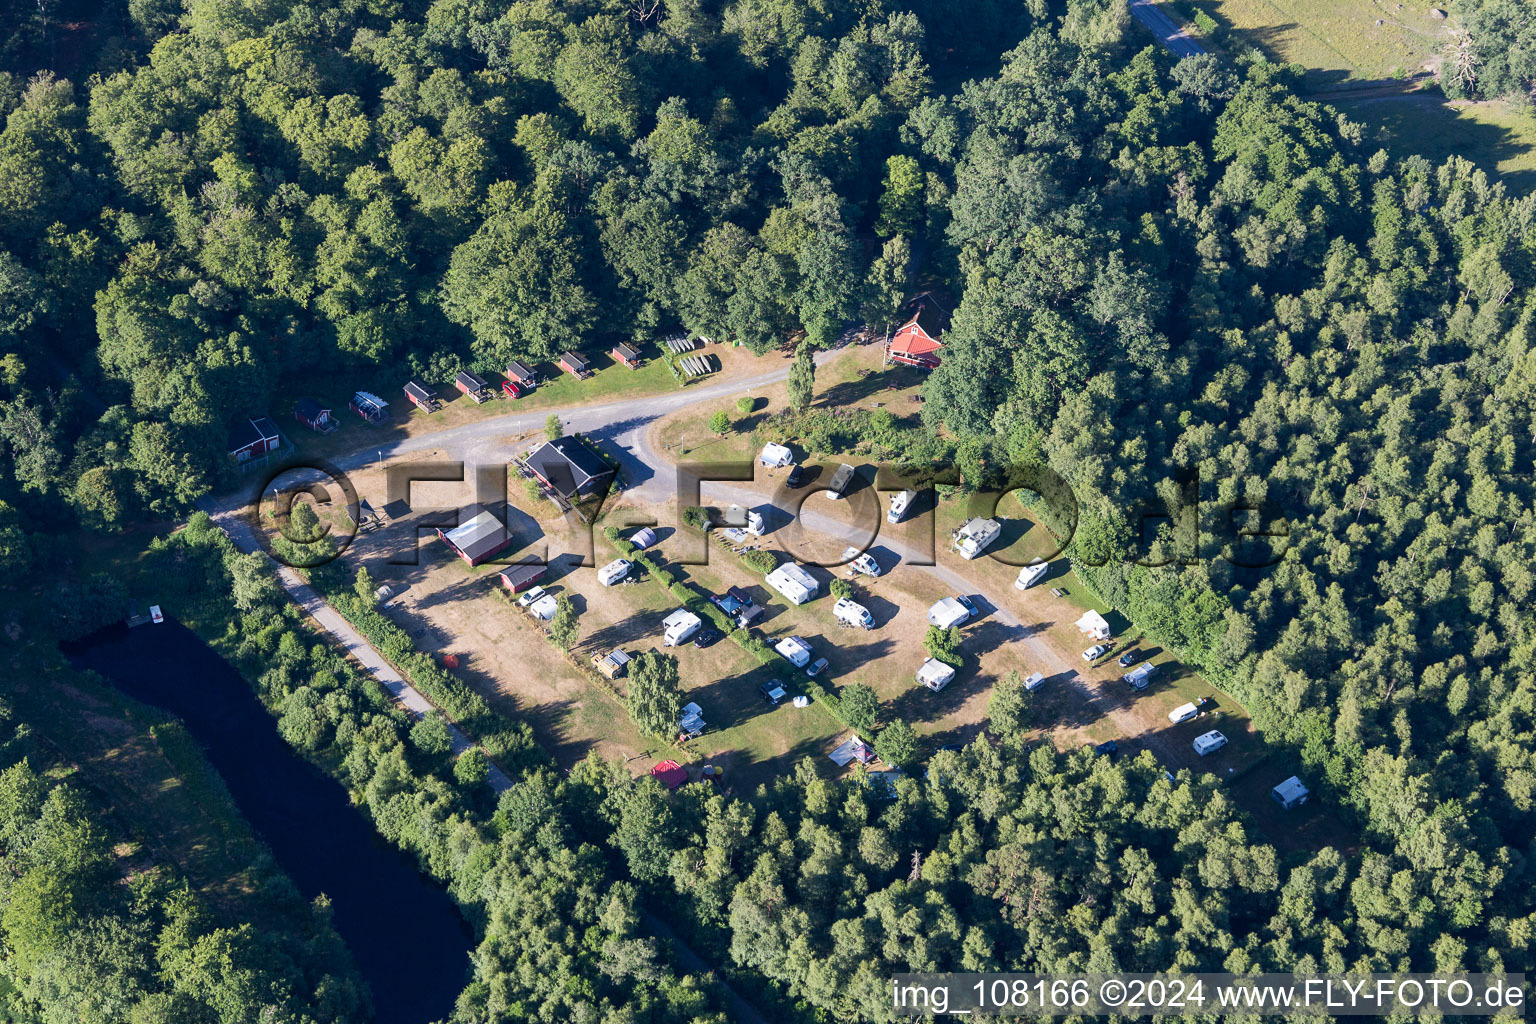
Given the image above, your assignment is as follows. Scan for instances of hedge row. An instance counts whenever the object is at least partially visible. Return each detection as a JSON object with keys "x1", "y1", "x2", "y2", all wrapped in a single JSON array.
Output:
[{"x1": 327, "y1": 590, "x2": 532, "y2": 761}]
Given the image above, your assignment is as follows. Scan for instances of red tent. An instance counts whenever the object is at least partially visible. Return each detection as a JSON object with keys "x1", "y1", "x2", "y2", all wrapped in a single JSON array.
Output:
[{"x1": 650, "y1": 760, "x2": 688, "y2": 790}]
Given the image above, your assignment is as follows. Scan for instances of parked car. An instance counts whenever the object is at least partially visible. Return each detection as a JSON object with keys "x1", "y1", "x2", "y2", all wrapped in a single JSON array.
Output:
[
  {"x1": 1092, "y1": 740, "x2": 1119, "y2": 758},
  {"x1": 955, "y1": 595, "x2": 979, "y2": 618},
  {"x1": 501, "y1": 379, "x2": 529, "y2": 399},
  {"x1": 1082, "y1": 643, "x2": 1110, "y2": 662},
  {"x1": 517, "y1": 585, "x2": 547, "y2": 608},
  {"x1": 1117, "y1": 649, "x2": 1140, "y2": 668},
  {"x1": 692, "y1": 627, "x2": 722, "y2": 649},
  {"x1": 785, "y1": 464, "x2": 806, "y2": 487},
  {"x1": 806, "y1": 657, "x2": 830, "y2": 677},
  {"x1": 759, "y1": 680, "x2": 787, "y2": 705}
]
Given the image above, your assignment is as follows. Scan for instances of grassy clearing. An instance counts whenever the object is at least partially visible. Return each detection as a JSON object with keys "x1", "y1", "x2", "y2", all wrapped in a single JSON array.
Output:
[
  {"x1": 1168, "y1": 0, "x2": 1444, "y2": 89},
  {"x1": 1337, "y1": 95, "x2": 1536, "y2": 192}
]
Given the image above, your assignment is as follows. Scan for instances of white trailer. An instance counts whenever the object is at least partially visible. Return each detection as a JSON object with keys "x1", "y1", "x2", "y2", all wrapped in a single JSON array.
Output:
[
  {"x1": 954, "y1": 517, "x2": 1001, "y2": 559},
  {"x1": 774, "y1": 635, "x2": 814, "y2": 668},
  {"x1": 662, "y1": 609, "x2": 702, "y2": 646},
  {"x1": 1123, "y1": 663, "x2": 1158, "y2": 690},
  {"x1": 887, "y1": 489, "x2": 917, "y2": 524},
  {"x1": 916, "y1": 658, "x2": 956, "y2": 692},
  {"x1": 759, "y1": 442, "x2": 794, "y2": 468},
  {"x1": 765, "y1": 563, "x2": 818, "y2": 605},
  {"x1": 827, "y1": 463, "x2": 855, "y2": 498},
  {"x1": 1193, "y1": 730, "x2": 1228, "y2": 756},
  {"x1": 927, "y1": 597, "x2": 971, "y2": 629},
  {"x1": 598, "y1": 558, "x2": 632, "y2": 586}
]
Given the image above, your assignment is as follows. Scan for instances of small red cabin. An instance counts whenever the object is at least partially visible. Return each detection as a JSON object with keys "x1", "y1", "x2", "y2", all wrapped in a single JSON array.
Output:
[
  {"x1": 558, "y1": 352, "x2": 591, "y2": 379},
  {"x1": 611, "y1": 342, "x2": 643, "y2": 369},
  {"x1": 229, "y1": 416, "x2": 281, "y2": 461},
  {"x1": 505, "y1": 360, "x2": 538, "y2": 386},
  {"x1": 403, "y1": 379, "x2": 440, "y2": 413},
  {"x1": 454, "y1": 370, "x2": 492, "y2": 404},
  {"x1": 294, "y1": 397, "x2": 337, "y2": 433}
]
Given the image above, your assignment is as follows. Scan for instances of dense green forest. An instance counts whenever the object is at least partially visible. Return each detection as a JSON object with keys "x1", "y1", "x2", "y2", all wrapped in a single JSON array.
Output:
[
  {"x1": 1, "y1": 0, "x2": 1535, "y2": 1019},
  {"x1": 0, "y1": 694, "x2": 370, "y2": 1022}
]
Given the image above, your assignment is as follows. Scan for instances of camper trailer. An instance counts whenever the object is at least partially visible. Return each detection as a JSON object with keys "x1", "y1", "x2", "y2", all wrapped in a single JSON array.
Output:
[
  {"x1": 765, "y1": 563, "x2": 818, "y2": 605},
  {"x1": 954, "y1": 517, "x2": 1001, "y2": 559},
  {"x1": 598, "y1": 558, "x2": 632, "y2": 586},
  {"x1": 887, "y1": 489, "x2": 917, "y2": 524},
  {"x1": 1271, "y1": 776, "x2": 1310, "y2": 810},
  {"x1": 774, "y1": 635, "x2": 814, "y2": 668},
  {"x1": 834, "y1": 598, "x2": 874, "y2": 629},
  {"x1": 1123, "y1": 663, "x2": 1158, "y2": 690},
  {"x1": 927, "y1": 597, "x2": 971, "y2": 629},
  {"x1": 759, "y1": 443, "x2": 794, "y2": 468},
  {"x1": 827, "y1": 463, "x2": 856, "y2": 498},
  {"x1": 1193, "y1": 730, "x2": 1228, "y2": 757},
  {"x1": 916, "y1": 658, "x2": 956, "y2": 692},
  {"x1": 662, "y1": 609, "x2": 702, "y2": 646},
  {"x1": 1015, "y1": 560, "x2": 1049, "y2": 589}
]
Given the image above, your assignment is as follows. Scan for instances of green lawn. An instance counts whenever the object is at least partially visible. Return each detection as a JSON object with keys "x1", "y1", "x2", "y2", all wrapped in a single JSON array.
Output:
[
  {"x1": 1168, "y1": 0, "x2": 1444, "y2": 90},
  {"x1": 1336, "y1": 95, "x2": 1536, "y2": 192}
]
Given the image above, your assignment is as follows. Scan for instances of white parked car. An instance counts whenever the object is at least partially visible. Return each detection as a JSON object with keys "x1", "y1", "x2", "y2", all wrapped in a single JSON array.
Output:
[
  {"x1": 1082, "y1": 644, "x2": 1110, "y2": 662},
  {"x1": 598, "y1": 558, "x2": 632, "y2": 586},
  {"x1": 517, "y1": 585, "x2": 547, "y2": 608},
  {"x1": 1193, "y1": 730, "x2": 1228, "y2": 756},
  {"x1": 1022, "y1": 672, "x2": 1046, "y2": 691}
]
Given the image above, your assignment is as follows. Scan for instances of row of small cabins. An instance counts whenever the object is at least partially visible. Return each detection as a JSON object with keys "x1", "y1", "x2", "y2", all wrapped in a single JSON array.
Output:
[{"x1": 233, "y1": 294, "x2": 948, "y2": 462}]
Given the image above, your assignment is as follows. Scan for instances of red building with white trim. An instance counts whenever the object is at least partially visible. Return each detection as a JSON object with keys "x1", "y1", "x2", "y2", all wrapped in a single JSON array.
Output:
[{"x1": 885, "y1": 295, "x2": 948, "y2": 369}]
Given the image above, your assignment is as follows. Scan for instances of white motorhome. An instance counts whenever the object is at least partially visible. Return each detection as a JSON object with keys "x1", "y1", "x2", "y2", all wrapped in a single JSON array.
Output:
[
  {"x1": 827, "y1": 463, "x2": 855, "y2": 498},
  {"x1": 746, "y1": 509, "x2": 767, "y2": 536},
  {"x1": 662, "y1": 609, "x2": 702, "y2": 646},
  {"x1": 1168, "y1": 701, "x2": 1200, "y2": 724},
  {"x1": 954, "y1": 517, "x2": 1001, "y2": 560},
  {"x1": 1193, "y1": 730, "x2": 1228, "y2": 757},
  {"x1": 916, "y1": 658, "x2": 956, "y2": 692},
  {"x1": 1022, "y1": 672, "x2": 1046, "y2": 691},
  {"x1": 839, "y1": 546, "x2": 882, "y2": 576},
  {"x1": 834, "y1": 598, "x2": 874, "y2": 629},
  {"x1": 927, "y1": 597, "x2": 971, "y2": 629},
  {"x1": 759, "y1": 442, "x2": 793, "y2": 468},
  {"x1": 1015, "y1": 560, "x2": 1048, "y2": 589},
  {"x1": 774, "y1": 635, "x2": 814, "y2": 668},
  {"x1": 765, "y1": 563, "x2": 818, "y2": 605},
  {"x1": 887, "y1": 489, "x2": 917, "y2": 524},
  {"x1": 598, "y1": 558, "x2": 632, "y2": 586}
]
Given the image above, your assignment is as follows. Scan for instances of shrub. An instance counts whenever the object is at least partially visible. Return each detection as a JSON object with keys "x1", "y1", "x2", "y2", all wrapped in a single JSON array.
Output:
[
  {"x1": 741, "y1": 549, "x2": 777, "y2": 575},
  {"x1": 736, "y1": 396, "x2": 755, "y2": 416},
  {"x1": 829, "y1": 578, "x2": 853, "y2": 600}
]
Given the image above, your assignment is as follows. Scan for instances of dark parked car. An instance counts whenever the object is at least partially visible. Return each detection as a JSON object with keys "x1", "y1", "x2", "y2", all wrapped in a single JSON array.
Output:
[
  {"x1": 785, "y1": 464, "x2": 806, "y2": 487},
  {"x1": 1092, "y1": 740, "x2": 1119, "y2": 758},
  {"x1": 759, "y1": 680, "x2": 787, "y2": 705},
  {"x1": 1118, "y1": 650, "x2": 1140, "y2": 668},
  {"x1": 954, "y1": 595, "x2": 979, "y2": 618},
  {"x1": 693, "y1": 627, "x2": 722, "y2": 649}
]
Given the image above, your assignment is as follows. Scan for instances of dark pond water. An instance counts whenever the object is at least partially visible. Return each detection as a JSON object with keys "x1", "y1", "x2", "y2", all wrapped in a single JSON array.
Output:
[{"x1": 69, "y1": 619, "x2": 474, "y2": 1024}]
